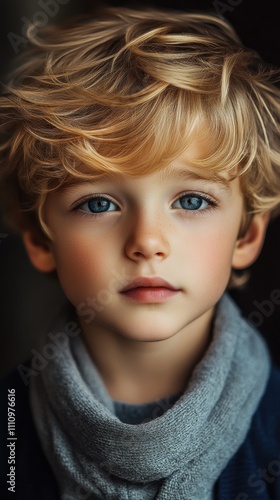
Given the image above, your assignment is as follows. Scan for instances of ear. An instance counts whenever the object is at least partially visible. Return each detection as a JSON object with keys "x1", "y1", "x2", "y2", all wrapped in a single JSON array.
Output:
[
  {"x1": 22, "y1": 230, "x2": 56, "y2": 273},
  {"x1": 232, "y1": 212, "x2": 270, "y2": 269}
]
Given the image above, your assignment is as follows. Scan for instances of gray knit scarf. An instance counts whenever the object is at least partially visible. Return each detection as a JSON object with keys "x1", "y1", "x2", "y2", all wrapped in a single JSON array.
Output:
[{"x1": 30, "y1": 294, "x2": 270, "y2": 500}]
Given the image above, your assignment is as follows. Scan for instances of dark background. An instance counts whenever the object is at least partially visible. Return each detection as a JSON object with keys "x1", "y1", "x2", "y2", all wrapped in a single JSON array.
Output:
[{"x1": 1, "y1": 0, "x2": 280, "y2": 377}]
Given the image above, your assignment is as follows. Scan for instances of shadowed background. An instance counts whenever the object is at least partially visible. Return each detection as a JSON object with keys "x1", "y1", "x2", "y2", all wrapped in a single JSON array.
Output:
[{"x1": 1, "y1": 0, "x2": 280, "y2": 377}]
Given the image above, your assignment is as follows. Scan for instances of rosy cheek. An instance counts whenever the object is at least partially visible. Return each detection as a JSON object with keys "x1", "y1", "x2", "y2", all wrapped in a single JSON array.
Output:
[
  {"x1": 184, "y1": 229, "x2": 236, "y2": 283},
  {"x1": 52, "y1": 236, "x2": 114, "y2": 300}
]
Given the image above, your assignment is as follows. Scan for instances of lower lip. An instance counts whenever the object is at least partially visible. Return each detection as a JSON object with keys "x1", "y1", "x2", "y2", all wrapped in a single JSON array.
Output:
[{"x1": 120, "y1": 287, "x2": 179, "y2": 303}]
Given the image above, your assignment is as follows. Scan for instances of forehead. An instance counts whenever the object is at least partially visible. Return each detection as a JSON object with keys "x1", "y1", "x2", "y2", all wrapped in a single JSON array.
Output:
[
  {"x1": 157, "y1": 150, "x2": 235, "y2": 192},
  {"x1": 54, "y1": 130, "x2": 241, "y2": 198},
  {"x1": 57, "y1": 151, "x2": 238, "y2": 200}
]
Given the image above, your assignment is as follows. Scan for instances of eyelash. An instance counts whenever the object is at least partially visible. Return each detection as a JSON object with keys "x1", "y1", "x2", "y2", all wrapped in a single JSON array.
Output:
[
  {"x1": 71, "y1": 192, "x2": 218, "y2": 218},
  {"x1": 72, "y1": 195, "x2": 119, "y2": 219}
]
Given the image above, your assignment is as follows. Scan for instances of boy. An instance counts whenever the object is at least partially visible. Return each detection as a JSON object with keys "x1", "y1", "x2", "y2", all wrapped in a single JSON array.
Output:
[{"x1": 0, "y1": 6, "x2": 280, "y2": 499}]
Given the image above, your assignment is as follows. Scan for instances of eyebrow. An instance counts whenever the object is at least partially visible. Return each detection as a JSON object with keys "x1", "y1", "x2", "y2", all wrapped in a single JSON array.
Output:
[
  {"x1": 159, "y1": 166, "x2": 232, "y2": 193},
  {"x1": 59, "y1": 167, "x2": 232, "y2": 195}
]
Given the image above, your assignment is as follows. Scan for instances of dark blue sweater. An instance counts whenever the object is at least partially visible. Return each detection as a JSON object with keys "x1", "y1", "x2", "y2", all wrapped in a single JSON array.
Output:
[{"x1": 0, "y1": 365, "x2": 280, "y2": 499}]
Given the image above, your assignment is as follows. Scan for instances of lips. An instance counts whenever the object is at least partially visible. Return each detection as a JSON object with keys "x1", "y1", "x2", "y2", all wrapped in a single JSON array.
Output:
[{"x1": 120, "y1": 277, "x2": 178, "y2": 293}]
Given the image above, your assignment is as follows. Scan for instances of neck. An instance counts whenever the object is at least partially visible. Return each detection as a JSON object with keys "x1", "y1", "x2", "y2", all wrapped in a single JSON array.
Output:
[{"x1": 79, "y1": 309, "x2": 214, "y2": 404}]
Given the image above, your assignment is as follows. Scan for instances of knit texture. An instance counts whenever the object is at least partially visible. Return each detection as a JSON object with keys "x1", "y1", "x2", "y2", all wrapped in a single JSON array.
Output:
[{"x1": 30, "y1": 294, "x2": 271, "y2": 500}]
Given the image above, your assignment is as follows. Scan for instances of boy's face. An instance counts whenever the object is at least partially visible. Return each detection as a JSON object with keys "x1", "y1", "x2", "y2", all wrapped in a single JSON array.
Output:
[{"x1": 41, "y1": 140, "x2": 256, "y2": 343}]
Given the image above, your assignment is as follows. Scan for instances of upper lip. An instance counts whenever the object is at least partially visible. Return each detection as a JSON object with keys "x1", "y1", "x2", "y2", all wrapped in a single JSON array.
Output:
[{"x1": 120, "y1": 277, "x2": 179, "y2": 292}]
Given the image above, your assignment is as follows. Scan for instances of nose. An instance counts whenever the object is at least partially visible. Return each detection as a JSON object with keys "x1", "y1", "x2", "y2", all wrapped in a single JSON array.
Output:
[{"x1": 124, "y1": 211, "x2": 170, "y2": 262}]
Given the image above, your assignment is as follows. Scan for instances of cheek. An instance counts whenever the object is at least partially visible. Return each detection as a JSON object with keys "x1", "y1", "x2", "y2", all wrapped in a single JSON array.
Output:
[
  {"x1": 51, "y1": 234, "x2": 116, "y2": 303},
  {"x1": 181, "y1": 225, "x2": 239, "y2": 290},
  {"x1": 207, "y1": 230, "x2": 236, "y2": 262}
]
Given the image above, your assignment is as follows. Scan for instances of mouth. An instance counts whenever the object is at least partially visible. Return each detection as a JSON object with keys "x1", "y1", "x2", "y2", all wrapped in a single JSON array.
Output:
[{"x1": 120, "y1": 277, "x2": 180, "y2": 303}]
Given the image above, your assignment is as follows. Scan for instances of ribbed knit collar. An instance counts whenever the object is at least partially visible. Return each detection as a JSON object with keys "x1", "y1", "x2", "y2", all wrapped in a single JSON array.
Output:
[{"x1": 30, "y1": 294, "x2": 271, "y2": 500}]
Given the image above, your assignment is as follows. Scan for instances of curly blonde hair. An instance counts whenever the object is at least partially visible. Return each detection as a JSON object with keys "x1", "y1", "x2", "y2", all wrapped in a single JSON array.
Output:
[{"x1": 1, "y1": 6, "x2": 280, "y2": 250}]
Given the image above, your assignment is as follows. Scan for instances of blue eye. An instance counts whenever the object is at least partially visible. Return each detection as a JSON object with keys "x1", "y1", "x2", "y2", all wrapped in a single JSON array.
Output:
[
  {"x1": 79, "y1": 197, "x2": 118, "y2": 213},
  {"x1": 173, "y1": 194, "x2": 210, "y2": 211}
]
